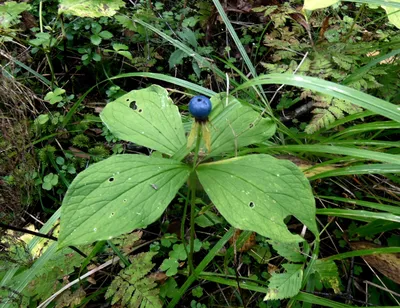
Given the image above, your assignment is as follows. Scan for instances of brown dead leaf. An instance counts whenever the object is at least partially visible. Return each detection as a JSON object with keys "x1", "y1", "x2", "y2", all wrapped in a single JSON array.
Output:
[
  {"x1": 69, "y1": 147, "x2": 90, "y2": 159},
  {"x1": 229, "y1": 230, "x2": 256, "y2": 252},
  {"x1": 55, "y1": 286, "x2": 86, "y2": 308},
  {"x1": 149, "y1": 271, "x2": 168, "y2": 283},
  {"x1": 319, "y1": 16, "x2": 330, "y2": 40},
  {"x1": 349, "y1": 241, "x2": 400, "y2": 284},
  {"x1": 268, "y1": 263, "x2": 279, "y2": 274}
]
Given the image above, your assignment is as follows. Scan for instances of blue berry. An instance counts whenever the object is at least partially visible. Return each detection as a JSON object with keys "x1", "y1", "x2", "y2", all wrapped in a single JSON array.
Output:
[{"x1": 189, "y1": 95, "x2": 212, "y2": 120}]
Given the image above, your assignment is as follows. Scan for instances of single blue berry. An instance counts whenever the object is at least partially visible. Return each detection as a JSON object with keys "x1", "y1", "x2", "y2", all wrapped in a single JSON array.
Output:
[{"x1": 189, "y1": 95, "x2": 212, "y2": 120}]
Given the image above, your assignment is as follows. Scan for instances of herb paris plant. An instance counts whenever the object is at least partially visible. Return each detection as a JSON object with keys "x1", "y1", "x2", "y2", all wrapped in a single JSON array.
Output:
[{"x1": 58, "y1": 85, "x2": 318, "y2": 250}]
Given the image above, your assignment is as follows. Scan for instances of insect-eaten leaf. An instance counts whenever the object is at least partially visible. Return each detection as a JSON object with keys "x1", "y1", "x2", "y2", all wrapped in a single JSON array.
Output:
[
  {"x1": 100, "y1": 85, "x2": 186, "y2": 156},
  {"x1": 58, "y1": 155, "x2": 190, "y2": 247},
  {"x1": 197, "y1": 154, "x2": 318, "y2": 243}
]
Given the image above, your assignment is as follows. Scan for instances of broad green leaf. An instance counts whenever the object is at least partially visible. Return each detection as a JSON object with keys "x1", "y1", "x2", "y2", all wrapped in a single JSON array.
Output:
[
  {"x1": 197, "y1": 155, "x2": 318, "y2": 243},
  {"x1": 206, "y1": 94, "x2": 276, "y2": 157},
  {"x1": 303, "y1": 0, "x2": 339, "y2": 10},
  {"x1": 59, "y1": 155, "x2": 190, "y2": 247},
  {"x1": 264, "y1": 263, "x2": 303, "y2": 300},
  {"x1": 169, "y1": 49, "x2": 186, "y2": 70},
  {"x1": 58, "y1": 0, "x2": 125, "y2": 17},
  {"x1": 100, "y1": 85, "x2": 186, "y2": 156},
  {"x1": 268, "y1": 241, "x2": 305, "y2": 262},
  {"x1": 384, "y1": 6, "x2": 400, "y2": 28},
  {"x1": 0, "y1": 1, "x2": 31, "y2": 29}
]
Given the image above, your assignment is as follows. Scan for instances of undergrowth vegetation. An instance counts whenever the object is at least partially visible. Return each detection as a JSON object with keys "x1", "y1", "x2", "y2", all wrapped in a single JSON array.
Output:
[{"x1": 1, "y1": 0, "x2": 400, "y2": 307}]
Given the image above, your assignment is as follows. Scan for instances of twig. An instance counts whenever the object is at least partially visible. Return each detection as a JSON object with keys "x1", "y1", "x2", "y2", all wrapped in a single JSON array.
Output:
[
  {"x1": 259, "y1": 51, "x2": 309, "y2": 119},
  {"x1": 37, "y1": 256, "x2": 120, "y2": 308},
  {"x1": 0, "y1": 222, "x2": 87, "y2": 258}
]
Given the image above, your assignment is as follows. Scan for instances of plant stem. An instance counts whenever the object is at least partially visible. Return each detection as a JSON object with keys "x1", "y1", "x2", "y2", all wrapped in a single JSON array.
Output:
[
  {"x1": 188, "y1": 174, "x2": 197, "y2": 275},
  {"x1": 343, "y1": 4, "x2": 365, "y2": 42},
  {"x1": 168, "y1": 227, "x2": 235, "y2": 308},
  {"x1": 180, "y1": 189, "x2": 190, "y2": 262},
  {"x1": 192, "y1": 125, "x2": 202, "y2": 171},
  {"x1": 188, "y1": 124, "x2": 202, "y2": 274}
]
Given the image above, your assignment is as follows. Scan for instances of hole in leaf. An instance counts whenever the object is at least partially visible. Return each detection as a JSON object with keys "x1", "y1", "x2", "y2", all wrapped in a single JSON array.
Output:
[
  {"x1": 130, "y1": 101, "x2": 137, "y2": 110},
  {"x1": 111, "y1": 212, "x2": 115, "y2": 216},
  {"x1": 138, "y1": 109, "x2": 143, "y2": 113},
  {"x1": 249, "y1": 123, "x2": 254, "y2": 128},
  {"x1": 123, "y1": 199, "x2": 127, "y2": 203},
  {"x1": 249, "y1": 201, "x2": 255, "y2": 208},
  {"x1": 109, "y1": 177, "x2": 114, "y2": 182}
]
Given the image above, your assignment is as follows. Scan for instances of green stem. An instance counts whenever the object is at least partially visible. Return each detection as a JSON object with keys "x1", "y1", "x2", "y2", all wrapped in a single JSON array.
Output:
[
  {"x1": 188, "y1": 124, "x2": 202, "y2": 274},
  {"x1": 107, "y1": 240, "x2": 130, "y2": 267},
  {"x1": 39, "y1": 1, "x2": 43, "y2": 33},
  {"x1": 343, "y1": 4, "x2": 365, "y2": 42},
  {"x1": 168, "y1": 227, "x2": 235, "y2": 308},
  {"x1": 180, "y1": 189, "x2": 190, "y2": 264},
  {"x1": 188, "y1": 173, "x2": 196, "y2": 275},
  {"x1": 192, "y1": 125, "x2": 202, "y2": 171}
]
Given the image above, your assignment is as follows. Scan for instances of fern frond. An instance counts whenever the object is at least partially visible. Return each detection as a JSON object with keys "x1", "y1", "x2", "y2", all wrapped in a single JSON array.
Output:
[
  {"x1": 305, "y1": 97, "x2": 362, "y2": 134},
  {"x1": 105, "y1": 252, "x2": 162, "y2": 308}
]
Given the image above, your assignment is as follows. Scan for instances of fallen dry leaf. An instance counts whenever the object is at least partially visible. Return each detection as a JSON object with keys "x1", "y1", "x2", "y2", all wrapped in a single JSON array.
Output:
[{"x1": 349, "y1": 241, "x2": 400, "y2": 284}]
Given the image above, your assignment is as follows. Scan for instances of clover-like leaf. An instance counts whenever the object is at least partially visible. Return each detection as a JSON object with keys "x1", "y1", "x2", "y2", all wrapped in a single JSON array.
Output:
[
  {"x1": 90, "y1": 34, "x2": 102, "y2": 45},
  {"x1": 207, "y1": 94, "x2": 276, "y2": 157},
  {"x1": 58, "y1": 155, "x2": 190, "y2": 247},
  {"x1": 197, "y1": 154, "x2": 318, "y2": 243},
  {"x1": 160, "y1": 258, "x2": 179, "y2": 276},
  {"x1": 100, "y1": 85, "x2": 186, "y2": 156},
  {"x1": 44, "y1": 88, "x2": 65, "y2": 105}
]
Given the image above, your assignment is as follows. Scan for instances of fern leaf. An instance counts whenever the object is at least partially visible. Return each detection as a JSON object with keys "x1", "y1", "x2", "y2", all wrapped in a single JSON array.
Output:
[
  {"x1": 105, "y1": 252, "x2": 162, "y2": 308},
  {"x1": 305, "y1": 97, "x2": 363, "y2": 134}
]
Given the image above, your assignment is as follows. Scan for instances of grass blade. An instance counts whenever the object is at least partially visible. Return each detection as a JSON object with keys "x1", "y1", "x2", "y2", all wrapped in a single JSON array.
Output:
[
  {"x1": 109, "y1": 73, "x2": 216, "y2": 96},
  {"x1": 317, "y1": 195, "x2": 400, "y2": 215},
  {"x1": 233, "y1": 74, "x2": 400, "y2": 123},
  {"x1": 295, "y1": 291, "x2": 394, "y2": 308},
  {"x1": 258, "y1": 145, "x2": 400, "y2": 165},
  {"x1": 211, "y1": 0, "x2": 257, "y2": 79},
  {"x1": 167, "y1": 227, "x2": 235, "y2": 307},
  {"x1": 322, "y1": 247, "x2": 400, "y2": 261},
  {"x1": 309, "y1": 164, "x2": 400, "y2": 180},
  {"x1": 316, "y1": 208, "x2": 400, "y2": 223}
]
